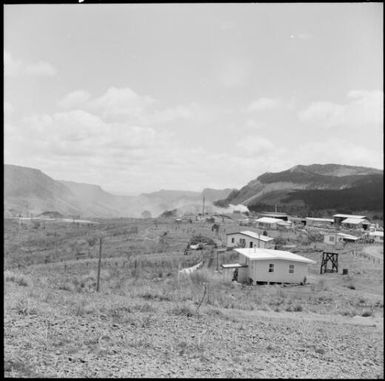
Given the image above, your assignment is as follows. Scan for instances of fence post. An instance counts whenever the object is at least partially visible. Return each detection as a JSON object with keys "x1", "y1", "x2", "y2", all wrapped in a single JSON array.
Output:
[{"x1": 96, "y1": 237, "x2": 102, "y2": 292}]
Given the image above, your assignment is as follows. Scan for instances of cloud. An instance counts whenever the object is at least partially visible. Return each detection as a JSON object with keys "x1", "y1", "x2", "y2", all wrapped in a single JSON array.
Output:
[
  {"x1": 58, "y1": 90, "x2": 91, "y2": 109},
  {"x1": 298, "y1": 90, "x2": 383, "y2": 129},
  {"x1": 246, "y1": 97, "x2": 280, "y2": 112},
  {"x1": 4, "y1": 51, "x2": 57, "y2": 77},
  {"x1": 4, "y1": 104, "x2": 269, "y2": 194},
  {"x1": 58, "y1": 86, "x2": 198, "y2": 125},
  {"x1": 4, "y1": 85, "x2": 213, "y2": 193},
  {"x1": 87, "y1": 87, "x2": 155, "y2": 120},
  {"x1": 5, "y1": 108, "x2": 161, "y2": 166}
]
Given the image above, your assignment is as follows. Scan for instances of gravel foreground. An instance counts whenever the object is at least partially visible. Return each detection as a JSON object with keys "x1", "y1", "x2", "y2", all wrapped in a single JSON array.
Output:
[{"x1": 4, "y1": 290, "x2": 383, "y2": 378}]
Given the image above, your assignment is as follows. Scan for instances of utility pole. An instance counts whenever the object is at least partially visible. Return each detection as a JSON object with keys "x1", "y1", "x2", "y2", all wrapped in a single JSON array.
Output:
[{"x1": 96, "y1": 237, "x2": 103, "y2": 292}]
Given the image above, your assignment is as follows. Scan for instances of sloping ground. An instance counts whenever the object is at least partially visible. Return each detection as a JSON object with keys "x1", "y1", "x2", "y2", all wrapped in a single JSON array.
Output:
[
  {"x1": 363, "y1": 245, "x2": 383, "y2": 260},
  {"x1": 4, "y1": 217, "x2": 384, "y2": 378},
  {"x1": 4, "y1": 280, "x2": 383, "y2": 378}
]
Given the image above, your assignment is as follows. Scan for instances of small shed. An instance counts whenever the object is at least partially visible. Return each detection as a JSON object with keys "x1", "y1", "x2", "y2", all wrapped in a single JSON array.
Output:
[
  {"x1": 226, "y1": 230, "x2": 275, "y2": 249},
  {"x1": 229, "y1": 248, "x2": 316, "y2": 284},
  {"x1": 369, "y1": 231, "x2": 384, "y2": 243},
  {"x1": 323, "y1": 232, "x2": 359, "y2": 245},
  {"x1": 221, "y1": 263, "x2": 248, "y2": 282}
]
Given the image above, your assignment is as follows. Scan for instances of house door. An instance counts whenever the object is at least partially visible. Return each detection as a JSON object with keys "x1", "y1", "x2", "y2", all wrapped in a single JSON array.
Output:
[
  {"x1": 239, "y1": 238, "x2": 246, "y2": 248},
  {"x1": 249, "y1": 241, "x2": 253, "y2": 248}
]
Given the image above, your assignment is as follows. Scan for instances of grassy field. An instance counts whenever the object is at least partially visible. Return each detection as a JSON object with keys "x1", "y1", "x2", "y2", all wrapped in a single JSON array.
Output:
[{"x1": 4, "y1": 217, "x2": 384, "y2": 378}]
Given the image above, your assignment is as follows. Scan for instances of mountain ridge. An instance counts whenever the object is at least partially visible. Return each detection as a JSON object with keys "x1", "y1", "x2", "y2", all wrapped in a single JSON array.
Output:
[
  {"x1": 4, "y1": 164, "x2": 234, "y2": 218},
  {"x1": 213, "y1": 163, "x2": 383, "y2": 215}
]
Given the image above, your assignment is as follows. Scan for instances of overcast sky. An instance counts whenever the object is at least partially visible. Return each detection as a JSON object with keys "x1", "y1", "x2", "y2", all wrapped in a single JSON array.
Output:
[{"x1": 4, "y1": 3, "x2": 383, "y2": 195}]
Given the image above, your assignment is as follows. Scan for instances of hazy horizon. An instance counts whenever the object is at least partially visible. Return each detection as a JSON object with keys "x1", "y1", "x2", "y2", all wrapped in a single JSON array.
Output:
[{"x1": 4, "y1": 3, "x2": 383, "y2": 194}]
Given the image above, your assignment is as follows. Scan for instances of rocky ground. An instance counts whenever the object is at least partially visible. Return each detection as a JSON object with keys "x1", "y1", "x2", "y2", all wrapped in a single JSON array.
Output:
[{"x1": 4, "y1": 282, "x2": 383, "y2": 379}]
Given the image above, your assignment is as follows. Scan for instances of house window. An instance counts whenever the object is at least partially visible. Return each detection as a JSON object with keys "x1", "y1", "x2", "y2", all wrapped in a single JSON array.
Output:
[
  {"x1": 249, "y1": 241, "x2": 253, "y2": 248},
  {"x1": 289, "y1": 264, "x2": 295, "y2": 273},
  {"x1": 329, "y1": 235, "x2": 334, "y2": 242},
  {"x1": 240, "y1": 238, "x2": 246, "y2": 248},
  {"x1": 268, "y1": 264, "x2": 274, "y2": 272},
  {"x1": 231, "y1": 237, "x2": 235, "y2": 243}
]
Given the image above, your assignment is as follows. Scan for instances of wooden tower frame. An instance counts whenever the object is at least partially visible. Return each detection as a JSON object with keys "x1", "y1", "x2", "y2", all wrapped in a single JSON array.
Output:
[{"x1": 320, "y1": 251, "x2": 339, "y2": 274}]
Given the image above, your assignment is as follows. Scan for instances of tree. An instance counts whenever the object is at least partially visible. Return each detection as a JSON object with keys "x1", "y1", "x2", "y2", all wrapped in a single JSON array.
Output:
[{"x1": 141, "y1": 210, "x2": 152, "y2": 219}]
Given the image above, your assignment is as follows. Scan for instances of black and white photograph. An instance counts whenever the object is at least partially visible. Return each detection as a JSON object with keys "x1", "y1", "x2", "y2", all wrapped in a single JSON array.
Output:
[{"x1": 4, "y1": 2, "x2": 383, "y2": 378}]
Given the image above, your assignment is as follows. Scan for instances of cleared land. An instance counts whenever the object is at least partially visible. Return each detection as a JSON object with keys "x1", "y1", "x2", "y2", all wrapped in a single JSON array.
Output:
[{"x1": 4, "y1": 217, "x2": 384, "y2": 378}]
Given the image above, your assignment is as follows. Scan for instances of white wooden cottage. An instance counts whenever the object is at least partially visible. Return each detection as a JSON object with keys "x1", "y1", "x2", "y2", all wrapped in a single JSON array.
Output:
[
  {"x1": 226, "y1": 230, "x2": 275, "y2": 249},
  {"x1": 222, "y1": 248, "x2": 316, "y2": 284}
]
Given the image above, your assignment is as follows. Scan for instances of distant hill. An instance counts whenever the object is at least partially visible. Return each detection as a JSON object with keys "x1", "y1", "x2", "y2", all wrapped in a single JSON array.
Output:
[
  {"x1": 4, "y1": 164, "x2": 234, "y2": 218},
  {"x1": 202, "y1": 188, "x2": 235, "y2": 202},
  {"x1": 4, "y1": 164, "x2": 81, "y2": 217},
  {"x1": 6, "y1": 162, "x2": 381, "y2": 219},
  {"x1": 214, "y1": 163, "x2": 383, "y2": 216}
]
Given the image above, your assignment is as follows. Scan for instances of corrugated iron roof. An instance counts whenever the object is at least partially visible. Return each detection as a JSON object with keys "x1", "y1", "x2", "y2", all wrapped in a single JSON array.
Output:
[
  {"x1": 234, "y1": 248, "x2": 316, "y2": 264},
  {"x1": 341, "y1": 218, "x2": 369, "y2": 224},
  {"x1": 221, "y1": 263, "x2": 248, "y2": 268},
  {"x1": 333, "y1": 214, "x2": 367, "y2": 219},
  {"x1": 337, "y1": 233, "x2": 359, "y2": 240},
  {"x1": 255, "y1": 217, "x2": 282, "y2": 224},
  {"x1": 305, "y1": 217, "x2": 334, "y2": 222},
  {"x1": 226, "y1": 231, "x2": 274, "y2": 242}
]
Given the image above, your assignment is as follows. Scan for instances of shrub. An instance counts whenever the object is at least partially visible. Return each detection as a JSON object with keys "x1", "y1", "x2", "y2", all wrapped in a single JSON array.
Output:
[
  {"x1": 361, "y1": 310, "x2": 373, "y2": 317},
  {"x1": 14, "y1": 298, "x2": 38, "y2": 316},
  {"x1": 4, "y1": 271, "x2": 31, "y2": 287},
  {"x1": 189, "y1": 234, "x2": 216, "y2": 247},
  {"x1": 170, "y1": 304, "x2": 197, "y2": 317},
  {"x1": 58, "y1": 282, "x2": 75, "y2": 292}
]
